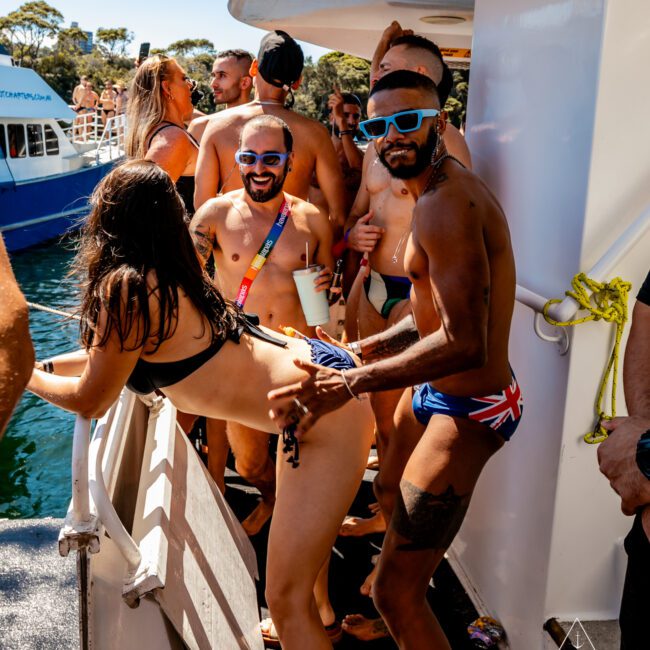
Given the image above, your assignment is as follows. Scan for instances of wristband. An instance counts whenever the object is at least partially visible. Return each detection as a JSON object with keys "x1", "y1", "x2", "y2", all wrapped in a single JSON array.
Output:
[
  {"x1": 344, "y1": 227, "x2": 352, "y2": 242},
  {"x1": 349, "y1": 340, "x2": 362, "y2": 360},
  {"x1": 636, "y1": 429, "x2": 650, "y2": 480},
  {"x1": 339, "y1": 130, "x2": 354, "y2": 137},
  {"x1": 42, "y1": 360, "x2": 54, "y2": 374}
]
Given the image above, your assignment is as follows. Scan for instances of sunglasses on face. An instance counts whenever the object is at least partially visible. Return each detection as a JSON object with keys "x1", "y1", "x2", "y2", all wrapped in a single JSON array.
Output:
[
  {"x1": 235, "y1": 151, "x2": 290, "y2": 167},
  {"x1": 359, "y1": 108, "x2": 440, "y2": 139}
]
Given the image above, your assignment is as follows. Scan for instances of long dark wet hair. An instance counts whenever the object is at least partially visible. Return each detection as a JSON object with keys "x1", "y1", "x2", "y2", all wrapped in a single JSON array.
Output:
[{"x1": 75, "y1": 159, "x2": 243, "y2": 351}]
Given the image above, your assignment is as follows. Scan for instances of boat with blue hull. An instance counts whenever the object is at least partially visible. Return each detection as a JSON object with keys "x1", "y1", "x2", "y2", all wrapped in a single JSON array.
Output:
[{"x1": 0, "y1": 49, "x2": 124, "y2": 252}]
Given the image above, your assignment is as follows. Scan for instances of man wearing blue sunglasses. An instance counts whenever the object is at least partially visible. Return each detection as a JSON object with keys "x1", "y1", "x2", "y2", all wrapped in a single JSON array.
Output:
[
  {"x1": 189, "y1": 111, "x2": 334, "y2": 529},
  {"x1": 269, "y1": 70, "x2": 519, "y2": 650}
]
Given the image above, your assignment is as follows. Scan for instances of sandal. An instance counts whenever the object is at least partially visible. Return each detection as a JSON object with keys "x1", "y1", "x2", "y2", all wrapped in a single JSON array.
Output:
[{"x1": 260, "y1": 617, "x2": 343, "y2": 646}]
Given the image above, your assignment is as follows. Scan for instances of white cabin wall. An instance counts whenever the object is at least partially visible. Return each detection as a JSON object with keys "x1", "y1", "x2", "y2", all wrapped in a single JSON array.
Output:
[
  {"x1": 454, "y1": 0, "x2": 614, "y2": 647},
  {"x1": 543, "y1": 0, "x2": 650, "y2": 621}
]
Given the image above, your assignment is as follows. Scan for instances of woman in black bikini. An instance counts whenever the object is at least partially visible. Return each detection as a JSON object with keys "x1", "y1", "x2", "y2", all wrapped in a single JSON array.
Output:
[
  {"x1": 27, "y1": 160, "x2": 374, "y2": 650},
  {"x1": 126, "y1": 55, "x2": 199, "y2": 215}
]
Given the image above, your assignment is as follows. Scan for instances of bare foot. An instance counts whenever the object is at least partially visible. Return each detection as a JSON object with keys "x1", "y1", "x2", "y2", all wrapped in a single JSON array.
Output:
[
  {"x1": 339, "y1": 511, "x2": 386, "y2": 537},
  {"x1": 368, "y1": 502, "x2": 381, "y2": 515},
  {"x1": 360, "y1": 562, "x2": 379, "y2": 597},
  {"x1": 241, "y1": 499, "x2": 274, "y2": 536},
  {"x1": 342, "y1": 614, "x2": 389, "y2": 641}
]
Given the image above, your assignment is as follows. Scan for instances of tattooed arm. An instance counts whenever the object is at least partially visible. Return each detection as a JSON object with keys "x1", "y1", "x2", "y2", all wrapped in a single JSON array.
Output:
[
  {"x1": 358, "y1": 314, "x2": 420, "y2": 362},
  {"x1": 189, "y1": 200, "x2": 219, "y2": 266}
]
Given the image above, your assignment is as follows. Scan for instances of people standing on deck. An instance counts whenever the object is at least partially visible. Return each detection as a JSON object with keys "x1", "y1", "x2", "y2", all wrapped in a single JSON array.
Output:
[
  {"x1": 126, "y1": 54, "x2": 199, "y2": 217},
  {"x1": 0, "y1": 235, "x2": 34, "y2": 439},
  {"x1": 71, "y1": 75, "x2": 88, "y2": 108},
  {"x1": 26, "y1": 160, "x2": 374, "y2": 650},
  {"x1": 74, "y1": 82, "x2": 99, "y2": 138},
  {"x1": 99, "y1": 80, "x2": 117, "y2": 126},
  {"x1": 598, "y1": 269, "x2": 650, "y2": 650},
  {"x1": 194, "y1": 30, "x2": 346, "y2": 236},
  {"x1": 269, "y1": 71, "x2": 521, "y2": 650},
  {"x1": 309, "y1": 89, "x2": 364, "y2": 215},
  {"x1": 189, "y1": 49, "x2": 254, "y2": 144},
  {"x1": 114, "y1": 83, "x2": 128, "y2": 115}
]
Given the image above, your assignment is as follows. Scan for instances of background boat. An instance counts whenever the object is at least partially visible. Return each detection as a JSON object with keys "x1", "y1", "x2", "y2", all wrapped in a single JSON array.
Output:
[{"x1": 0, "y1": 47, "x2": 124, "y2": 252}]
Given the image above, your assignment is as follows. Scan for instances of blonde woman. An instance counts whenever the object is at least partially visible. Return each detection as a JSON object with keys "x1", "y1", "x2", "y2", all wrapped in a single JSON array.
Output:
[{"x1": 126, "y1": 55, "x2": 199, "y2": 215}]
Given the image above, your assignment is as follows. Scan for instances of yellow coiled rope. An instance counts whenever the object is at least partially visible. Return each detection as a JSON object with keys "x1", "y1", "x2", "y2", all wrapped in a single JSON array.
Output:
[{"x1": 543, "y1": 273, "x2": 631, "y2": 444}]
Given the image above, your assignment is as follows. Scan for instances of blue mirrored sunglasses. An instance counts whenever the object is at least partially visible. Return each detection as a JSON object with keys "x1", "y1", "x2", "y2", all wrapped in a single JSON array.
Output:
[
  {"x1": 235, "y1": 150, "x2": 290, "y2": 167},
  {"x1": 359, "y1": 108, "x2": 440, "y2": 139}
]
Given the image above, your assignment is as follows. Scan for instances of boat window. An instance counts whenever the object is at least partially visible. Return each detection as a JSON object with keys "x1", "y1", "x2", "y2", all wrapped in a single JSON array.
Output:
[
  {"x1": 0, "y1": 125, "x2": 6, "y2": 158},
  {"x1": 44, "y1": 124, "x2": 59, "y2": 155},
  {"x1": 7, "y1": 124, "x2": 26, "y2": 158},
  {"x1": 27, "y1": 124, "x2": 44, "y2": 157}
]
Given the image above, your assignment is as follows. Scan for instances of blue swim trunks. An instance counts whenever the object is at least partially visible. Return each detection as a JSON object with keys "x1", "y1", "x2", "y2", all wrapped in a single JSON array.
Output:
[
  {"x1": 308, "y1": 338, "x2": 356, "y2": 371},
  {"x1": 412, "y1": 374, "x2": 523, "y2": 441}
]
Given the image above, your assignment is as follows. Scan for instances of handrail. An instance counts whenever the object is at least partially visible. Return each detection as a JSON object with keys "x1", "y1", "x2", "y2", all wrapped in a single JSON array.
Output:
[
  {"x1": 88, "y1": 393, "x2": 142, "y2": 573},
  {"x1": 71, "y1": 416, "x2": 91, "y2": 523},
  {"x1": 516, "y1": 204, "x2": 650, "y2": 321}
]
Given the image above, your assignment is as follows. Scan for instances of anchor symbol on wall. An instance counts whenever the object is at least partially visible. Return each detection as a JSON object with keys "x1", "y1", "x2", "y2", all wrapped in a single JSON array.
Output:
[{"x1": 574, "y1": 632, "x2": 584, "y2": 648}]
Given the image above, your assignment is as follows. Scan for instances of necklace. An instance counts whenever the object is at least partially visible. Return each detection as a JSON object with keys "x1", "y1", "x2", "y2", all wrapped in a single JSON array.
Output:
[{"x1": 391, "y1": 152, "x2": 457, "y2": 264}]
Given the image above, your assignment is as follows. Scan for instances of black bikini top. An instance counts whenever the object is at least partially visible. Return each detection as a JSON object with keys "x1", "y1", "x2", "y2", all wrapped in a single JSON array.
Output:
[
  {"x1": 146, "y1": 122, "x2": 199, "y2": 216},
  {"x1": 126, "y1": 314, "x2": 287, "y2": 395}
]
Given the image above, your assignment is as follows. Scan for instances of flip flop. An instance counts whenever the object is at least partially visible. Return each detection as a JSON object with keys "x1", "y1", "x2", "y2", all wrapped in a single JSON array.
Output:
[{"x1": 260, "y1": 617, "x2": 343, "y2": 646}]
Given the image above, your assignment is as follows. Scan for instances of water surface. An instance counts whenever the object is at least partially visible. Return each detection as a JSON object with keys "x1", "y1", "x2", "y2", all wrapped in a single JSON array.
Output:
[{"x1": 1, "y1": 238, "x2": 80, "y2": 518}]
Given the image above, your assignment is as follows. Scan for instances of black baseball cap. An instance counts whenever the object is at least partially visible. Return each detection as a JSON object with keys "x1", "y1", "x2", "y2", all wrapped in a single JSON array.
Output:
[{"x1": 257, "y1": 30, "x2": 304, "y2": 90}]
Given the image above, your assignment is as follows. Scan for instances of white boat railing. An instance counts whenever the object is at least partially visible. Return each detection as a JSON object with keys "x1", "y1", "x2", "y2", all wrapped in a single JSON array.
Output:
[
  {"x1": 516, "y1": 204, "x2": 650, "y2": 351},
  {"x1": 61, "y1": 110, "x2": 126, "y2": 162},
  {"x1": 87, "y1": 391, "x2": 142, "y2": 575}
]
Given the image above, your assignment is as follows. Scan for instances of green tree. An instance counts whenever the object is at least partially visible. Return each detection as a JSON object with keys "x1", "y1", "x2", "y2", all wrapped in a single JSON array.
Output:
[
  {"x1": 96, "y1": 27, "x2": 133, "y2": 61},
  {"x1": 445, "y1": 70, "x2": 469, "y2": 128},
  {"x1": 293, "y1": 52, "x2": 370, "y2": 122},
  {"x1": 167, "y1": 38, "x2": 214, "y2": 58},
  {"x1": 0, "y1": 1, "x2": 63, "y2": 66},
  {"x1": 34, "y1": 26, "x2": 87, "y2": 100}
]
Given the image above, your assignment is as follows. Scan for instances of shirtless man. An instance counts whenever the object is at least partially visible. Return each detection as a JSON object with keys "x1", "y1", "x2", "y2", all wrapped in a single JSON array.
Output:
[
  {"x1": 190, "y1": 115, "x2": 333, "y2": 536},
  {"x1": 74, "y1": 82, "x2": 99, "y2": 137},
  {"x1": 0, "y1": 235, "x2": 34, "y2": 438},
  {"x1": 194, "y1": 30, "x2": 346, "y2": 233},
  {"x1": 188, "y1": 49, "x2": 253, "y2": 144},
  {"x1": 72, "y1": 75, "x2": 88, "y2": 107},
  {"x1": 269, "y1": 71, "x2": 521, "y2": 649},
  {"x1": 310, "y1": 89, "x2": 364, "y2": 215},
  {"x1": 339, "y1": 27, "x2": 472, "y2": 551}
]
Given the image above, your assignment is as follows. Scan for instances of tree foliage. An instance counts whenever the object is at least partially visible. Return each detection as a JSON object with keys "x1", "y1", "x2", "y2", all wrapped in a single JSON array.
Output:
[
  {"x1": 96, "y1": 27, "x2": 133, "y2": 61},
  {"x1": 294, "y1": 52, "x2": 371, "y2": 122},
  {"x1": 167, "y1": 38, "x2": 214, "y2": 57},
  {"x1": 0, "y1": 1, "x2": 63, "y2": 66}
]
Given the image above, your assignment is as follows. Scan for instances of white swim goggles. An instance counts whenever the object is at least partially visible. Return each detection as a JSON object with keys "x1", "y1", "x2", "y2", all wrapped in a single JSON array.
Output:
[{"x1": 235, "y1": 151, "x2": 291, "y2": 167}]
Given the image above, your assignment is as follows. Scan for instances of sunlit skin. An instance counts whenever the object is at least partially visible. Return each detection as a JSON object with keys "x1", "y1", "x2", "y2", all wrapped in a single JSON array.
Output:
[
  {"x1": 145, "y1": 61, "x2": 197, "y2": 182},
  {"x1": 25, "y1": 160, "x2": 374, "y2": 650},
  {"x1": 268, "y1": 80, "x2": 517, "y2": 649},
  {"x1": 194, "y1": 59, "x2": 346, "y2": 235},
  {"x1": 211, "y1": 56, "x2": 252, "y2": 106},
  {"x1": 189, "y1": 121, "x2": 338, "y2": 631},
  {"x1": 337, "y1": 23, "x2": 473, "y2": 571}
]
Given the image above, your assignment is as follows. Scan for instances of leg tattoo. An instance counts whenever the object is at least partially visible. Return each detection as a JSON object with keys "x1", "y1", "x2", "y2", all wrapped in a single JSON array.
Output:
[{"x1": 393, "y1": 480, "x2": 470, "y2": 551}]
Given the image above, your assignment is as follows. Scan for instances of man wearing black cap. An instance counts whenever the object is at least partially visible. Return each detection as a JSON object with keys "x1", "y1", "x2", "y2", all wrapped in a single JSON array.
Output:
[{"x1": 194, "y1": 30, "x2": 346, "y2": 235}]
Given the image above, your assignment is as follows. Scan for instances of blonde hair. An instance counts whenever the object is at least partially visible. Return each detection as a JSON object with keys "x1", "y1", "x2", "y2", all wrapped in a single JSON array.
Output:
[{"x1": 126, "y1": 55, "x2": 176, "y2": 158}]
